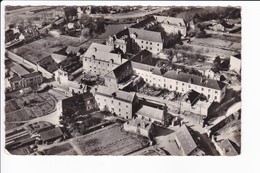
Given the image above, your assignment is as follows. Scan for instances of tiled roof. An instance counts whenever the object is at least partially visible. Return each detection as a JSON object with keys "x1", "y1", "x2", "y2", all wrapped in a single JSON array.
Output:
[
  {"x1": 84, "y1": 43, "x2": 122, "y2": 64},
  {"x1": 22, "y1": 71, "x2": 42, "y2": 78},
  {"x1": 151, "y1": 67, "x2": 164, "y2": 76},
  {"x1": 39, "y1": 127, "x2": 63, "y2": 142},
  {"x1": 105, "y1": 60, "x2": 132, "y2": 79},
  {"x1": 131, "y1": 61, "x2": 153, "y2": 72},
  {"x1": 136, "y1": 105, "x2": 164, "y2": 122},
  {"x1": 232, "y1": 54, "x2": 241, "y2": 60},
  {"x1": 130, "y1": 49, "x2": 153, "y2": 64},
  {"x1": 129, "y1": 28, "x2": 163, "y2": 43},
  {"x1": 218, "y1": 139, "x2": 239, "y2": 156},
  {"x1": 175, "y1": 125, "x2": 197, "y2": 155},
  {"x1": 127, "y1": 118, "x2": 152, "y2": 130},
  {"x1": 96, "y1": 85, "x2": 136, "y2": 103},
  {"x1": 51, "y1": 53, "x2": 67, "y2": 64},
  {"x1": 163, "y1": 70, "x2": 226, "y2": 90},
  {"x1": 181, "y1": 90, "x2": 201, "y2": 106},
  {"x1": 154, "y1": 15, "x2": 186, "y2": 27},
  {"x1": 9, "y1": 76, "x2": 22, "y2": 83},
  {"x1": 66, "y1": 46, "x2": 80, "y2": 54},
  {"x1": 11, "y1": 64, "x2": 30, "y2": 76},
  {"x1": 130, "y1": 16, "x2": 157, "y2": 29}
]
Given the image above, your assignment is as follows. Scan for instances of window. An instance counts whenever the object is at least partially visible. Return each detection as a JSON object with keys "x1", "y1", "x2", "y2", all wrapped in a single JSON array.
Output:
[
  {"x1": 176, "y1": 82, "x2": 178, "y2": 85},
  {"x1": 98, "y1": 103, "x2": 100, "y2": 106},
  {"x1": 176, "y1": 87, "x2": 178, "y2": 90},
  {"x1": 146, "y1": 46, "x2": 148, "y2": 49},
  {"x1": 201, "y1": 88, "x2": 204, "y2": 91},
  {"x1": 215, "y1": 96, "x2": 217, "y2": 100},
  {"x1": 182, "y1": 83, "x2": 185, "y2": 86},
  {"x1": 146, "y1": 42, "x2": 148, "y2": 44},
  {"x1": 215, "y1": 91, "x2": 218, "y2": 94},
  {"x1": 208, "y1": 89, "x2": 211, "y2": 92},
  {"x1": 170, "y1": 85, "x2": 172, "y2": 89},
  {"x1": 157, "y1": 44, "x2": 159, "y2": 46},
  {"x1": 141, "y1": 46, "x2": 143, "y2": 48},
  {"x1": 150, "y1": 42, "x2": 152, "y2": 45},
  {"x1": 208, "y1": 94, "x2": 210, "y2": 98},
  {"x1": 157, "y1": 48, "x2": 159, "y2": 51},
  {"x1": 85, "y1": 58, "x2": 87, "y2": 61},
  {"x1": 111, "y1": 100, "x2": 113, "y2": 103},
  {"x1": 104, "y1": 99, "x2": 106, "y2": 101},
  {"x1": 94, "y1": 67, "x2": 96, "y2": 69},
  {"x1": 141, "y1": 41, "x2": 143, "y2": 43},
  {"x1": 126, "y1": 105, "x2": 128, "y2": 108},
  {"x1": 89, "y1": 66, "x2": 92, "y2": 68},
  {"x1": 119, "y1": 108, "x2": 121, "y2": 112},
  {"x1": 150, "y1": 47, "x2": 152, "y2": 50},
  {"x1": 119, "y1": 102, "x2": 121, "y2": 105},
  {"x1": 108, "y1": 64, "x2": 109, "y2": 66},
  {"x1": 164, "y1": 84, "x2": 166, "y2": 87},
  {"x1": 188, "y1": 85, "x2": 191, "y2": 88},
  {"x1": 126, "y1": 112, "x2": 128, "y2": 114},
  {"x1": 98, "y1": 62, "x2": 100, "y2": 64}
]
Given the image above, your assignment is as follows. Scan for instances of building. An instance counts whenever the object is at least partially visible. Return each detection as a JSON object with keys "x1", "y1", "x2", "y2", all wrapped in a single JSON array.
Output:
[
  {"x1": 106, "y1": 28, "x2": 132, "y2": 54},
  {"x1": 57, "y1": 91, "x2": 97, "y2": 118},
  {"x1": 154, "y1": 15, "x2": 187, "y2": 36},
  {"x1": 129, "y1": 28, "x2": 163, "y2": 54},
  {"x1": 7, "y1": 71, "x2": 43, "y2": 91},
  {"x1": 173, "y1": 125, "x2": 205, "y2": 156},
  {"x1": 95, "y1": 85, "x2": 138, "y2": 119},
  {"x1": 204, "y1": 68, "x2": 226, "y2": 81},
  {"x1": 130, "y1": 58, "x2": 226, "y2": 103},
  {"x1": 123, "y1": 118, "x2": 154, "y2": 139},
  {"x1": 39, "y1": 127, "x2": 63, "y2": 144},
  {"x1": 211, "y1": 21, "x2": 234, "y2": 32},
  {"x1": 10, "y1": 64, "x2": 30, "y2": 77},
  {"x1": 216, "y1": 139, "x2": 240, "y2": 156},
  {"x1": 104, "y1": 60, "x2": 136, "y2": 89},
  {"x1": 83, "y1": 43, "x2": 125, "y2": 76},
  {"x1": 135, "y1": 105, "x2": 165, "y2": 124},
  {"x1": 180, "y1": 90, "x2": 212, "y2": 117},
  {"x1": 230, "y1": 54, "x2": 241, "y2": 74}
]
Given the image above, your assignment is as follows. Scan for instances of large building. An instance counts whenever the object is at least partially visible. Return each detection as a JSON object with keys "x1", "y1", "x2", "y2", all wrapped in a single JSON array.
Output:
[
  {"x1": 57, "y1": 92, "x2": 97, "y2": 119},
  {"x1": 7, "y1": 71, "x2": 43, "y2": 91},
  {"x1": 230, "y1": 54, "x2": 241, "y2": 74},
  {"x1": 83, "y1": 43, "x2": 126, "y2": 76},
  {"x1": 129, "y1": 27, "x2": 163, "y2": 54},
  {"x1": 95, "y1": 85, "x2": 138, "y2": 119},
  {"x1": 153, "y1": 15, "x2": 187, "y2": 36},
  {"x1": 131, "y1": 60, "x2": 226, "y2": 103}
]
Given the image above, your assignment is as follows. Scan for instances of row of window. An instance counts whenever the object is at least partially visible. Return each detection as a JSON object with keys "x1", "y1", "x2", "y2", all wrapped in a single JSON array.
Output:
[
  {"x1": 140, "y1": 41, "x2": 160, "y2": 47},
  {"x1": 97, "y1": 97, "x2": 129, "y2": 108}
]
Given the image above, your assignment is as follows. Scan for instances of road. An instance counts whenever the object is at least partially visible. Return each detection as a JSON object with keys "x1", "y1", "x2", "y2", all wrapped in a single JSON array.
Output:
[{"x1": 90, "y1": 7, "x2": 170, "y2": 19}]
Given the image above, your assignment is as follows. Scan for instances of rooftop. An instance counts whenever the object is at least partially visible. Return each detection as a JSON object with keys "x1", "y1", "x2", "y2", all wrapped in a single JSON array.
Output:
[
  {"x1": 10, "y1": 64, "x2": 30, "y2": 76},
  {"x1": 181, "y1": 90, "x2": 202, "y2": 106},
  {"x1": 163, "y1": 70, "x2": 226, "y2": 90},
  {"x1": 129, "y1": 28, "x2": 163, "y2": 43},
  {"x1": 135, "y1": 105, "x2": 164, "y2": 122},
  {"x1": 104, "y1": 60, "x2": 133, "y2": 80},
  {"x1": 175, "y1": 125, "x2": 197, "y2": 155},
  {"x1": 232, "y1": 54, "x2": 241, "y2": 60},
  {"x1": 154, "y1": 15, "x2": 186, "y2": 27},
  {"x1": 96, "y1": 85, "x2": 136, "y2": 103},
  {"x1": 218, "y1": 139, "x2": 240, "y2": 156},
  {"x1": 127, "y1": 118, "x2": 153, "y2": 130},
  {"x1": 39, "y1": 127, "x2": 63, "y2": 142}
]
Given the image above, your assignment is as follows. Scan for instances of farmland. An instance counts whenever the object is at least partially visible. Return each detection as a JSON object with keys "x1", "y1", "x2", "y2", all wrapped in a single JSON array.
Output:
[
  {"x1": 13, "y1": 35, "x2": 84, "y2": 63},
  {"x1": 72, "y1": 123, "x2": 149, "y2": 155}
]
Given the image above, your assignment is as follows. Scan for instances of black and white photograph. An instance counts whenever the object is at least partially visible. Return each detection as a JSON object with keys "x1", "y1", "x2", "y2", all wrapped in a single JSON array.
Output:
[{"x1": 2, "y1": 4, "x2": 243, "y2": 156}]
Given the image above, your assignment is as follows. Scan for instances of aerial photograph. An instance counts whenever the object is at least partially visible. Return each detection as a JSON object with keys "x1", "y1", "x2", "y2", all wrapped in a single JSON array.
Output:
[{"x1": 4, "y1": 5, "x2": 241, "y2": 156}]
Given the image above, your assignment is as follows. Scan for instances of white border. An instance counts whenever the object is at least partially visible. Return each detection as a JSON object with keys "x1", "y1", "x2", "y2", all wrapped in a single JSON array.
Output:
[{"x1": 1, "y1": 1, "x2": 260, "y2": 173}]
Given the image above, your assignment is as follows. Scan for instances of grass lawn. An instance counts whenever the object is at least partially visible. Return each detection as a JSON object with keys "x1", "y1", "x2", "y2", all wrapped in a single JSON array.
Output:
[{"x1": 14, "y1": 35, "x2": 83, "y2": 63}]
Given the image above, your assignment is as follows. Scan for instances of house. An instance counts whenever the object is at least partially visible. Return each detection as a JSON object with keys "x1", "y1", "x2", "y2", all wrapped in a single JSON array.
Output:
[
  {"x1": 129, "y1": 28, "x2": 163, "y2": 54},
  {"x1": 180, "y1": 90, "x2": 212, "y2": 117},
  {"x1": 106, "y1": 28, "x2": 132, "y2": 54},
  {"x1": 130, "y1": 58, "x2": 226, "y2": 103},
  {"x1": 95, "y1": 85, "x2": 138, "y2": 119},
  {"x1": 173, "y1": 125, "x2": 205, "y2": 156},
  {"x1": 216, "y1": 139, "x2": 240, "y2": 156},
  {"x1": 153, "y1": 15, "x2": 187, "y2": 36},
  {"x1": 57, "y1": 91, "x2": 97, "y2": 119},
  {"x1": 104, "y1": 60, "x2": 135, "y2": 89},
  {"x1": 211, "y1": 21, "x2": 234, "y2": 32},
  {"x1": 123, "y1": 118, "x2": 154, "y2": 139},
  {"x1": 135, "y1": 105, "x2": 165, "y2": 124},
  {"x1": 8, "y1": 71, "x2": 43, "y2": 91},
  {"x1": 230, "y1": 54, "x2": 241, "y2": 74},
  {"x1": 204, "y1": 68, "x2": 226, "y2": 81},
  {"x1": 39, "y1": 127, "x2": 63, "y2": 144},
  {"x1": 83, "y1": 43, "x2": 125, "y2": 76}
]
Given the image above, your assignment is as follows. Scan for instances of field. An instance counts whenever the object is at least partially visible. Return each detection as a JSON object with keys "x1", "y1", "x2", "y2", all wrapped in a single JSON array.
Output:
[
  {"x1": 13, "y1": 35, "x2": 84, "y2": 63},
  {"x1": 43, "y1": 143, "x2": 77, "y2": 155},
  {"x1": 72, "y1": 123, "x2": 149, "y2": 155},
  {"x1": 5, "y1": 93, "x2": 56, "y2": 123}
]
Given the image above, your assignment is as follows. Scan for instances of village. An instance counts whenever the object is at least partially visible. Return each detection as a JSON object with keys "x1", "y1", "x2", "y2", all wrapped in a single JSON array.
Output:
[{"x1": 4, "y1": 6, "x2": 241, "y2": 156}]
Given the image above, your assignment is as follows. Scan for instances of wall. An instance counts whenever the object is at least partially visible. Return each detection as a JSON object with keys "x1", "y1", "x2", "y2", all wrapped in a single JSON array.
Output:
[{"x1": 95, "y1": 94, "x2": 133, "y2": 119}]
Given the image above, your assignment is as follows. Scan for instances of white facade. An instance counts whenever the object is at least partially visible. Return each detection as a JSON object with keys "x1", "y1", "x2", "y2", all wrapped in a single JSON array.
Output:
[{"x1": 230, "y1": 55, "x2": 241, "y2": 74}]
